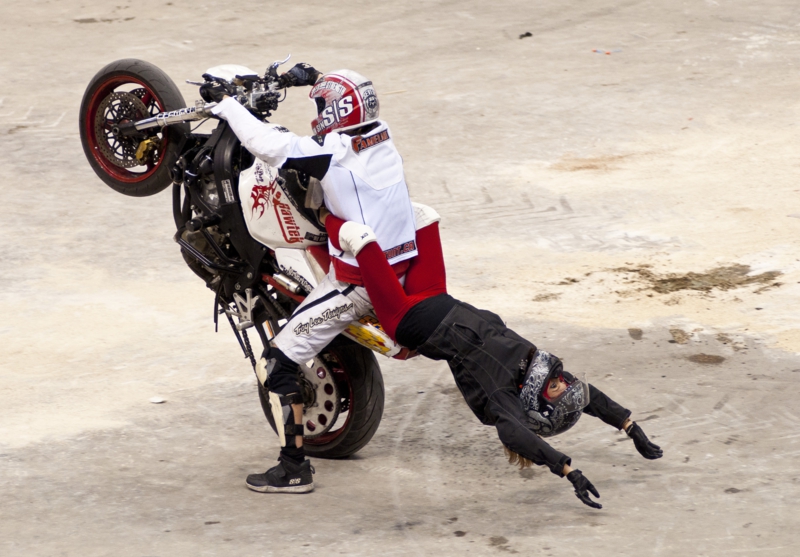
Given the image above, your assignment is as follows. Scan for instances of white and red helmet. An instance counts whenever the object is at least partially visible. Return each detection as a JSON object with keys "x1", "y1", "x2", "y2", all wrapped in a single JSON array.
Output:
[{"x1": 309, "y1": 70, "x2": 380, "y2": 135}]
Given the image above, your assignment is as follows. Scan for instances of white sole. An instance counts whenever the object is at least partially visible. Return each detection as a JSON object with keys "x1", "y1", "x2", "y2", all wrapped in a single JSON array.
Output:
[{"x1": 245, "y1": 481, "x2": 314, "y2": 494}]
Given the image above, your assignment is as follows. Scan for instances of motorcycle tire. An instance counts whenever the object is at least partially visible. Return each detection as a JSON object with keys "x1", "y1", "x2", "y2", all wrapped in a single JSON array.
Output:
[
  {"x1": 258, "y1": 343, "x2": 385, "y2": 459},
  {"x1": 79, "y1": 59, "x2": 189, "y2": 197}
]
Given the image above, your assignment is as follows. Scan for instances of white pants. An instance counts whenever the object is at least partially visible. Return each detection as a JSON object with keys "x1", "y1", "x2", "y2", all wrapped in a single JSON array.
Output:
[{"x1": 272, "y1": 270, "x2": 374, "y2": 363}]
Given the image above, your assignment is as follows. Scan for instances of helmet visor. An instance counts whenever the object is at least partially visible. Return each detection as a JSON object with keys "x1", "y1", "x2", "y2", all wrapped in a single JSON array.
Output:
[{"x1": 547, "y1": 372, "x2": 590, "y2": 413}]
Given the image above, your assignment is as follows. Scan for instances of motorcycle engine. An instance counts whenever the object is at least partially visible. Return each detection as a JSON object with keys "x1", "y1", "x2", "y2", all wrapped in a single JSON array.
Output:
[{"x1": 201, "y1": 177, "x2": 220, "y2": 209}]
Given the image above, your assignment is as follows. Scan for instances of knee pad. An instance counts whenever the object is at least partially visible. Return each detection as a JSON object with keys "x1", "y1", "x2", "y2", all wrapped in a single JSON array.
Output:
[
  {"x1": 256, "y1": 347, "x2": 298, "y2": 391},
  {"x1": 258, "y1": 347, "x2": 304, "y2": 447},
  {"x1": 255, "y1": 355, "x2": 274, "y2": 387},
  {"x1": 268, "y1": 391, "x2": 305, "y2": 447}
]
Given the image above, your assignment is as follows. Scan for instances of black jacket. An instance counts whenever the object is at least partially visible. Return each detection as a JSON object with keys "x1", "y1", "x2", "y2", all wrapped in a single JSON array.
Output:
[{"x1": 400, "y1": 296, "x2": 630, "y2": 476}]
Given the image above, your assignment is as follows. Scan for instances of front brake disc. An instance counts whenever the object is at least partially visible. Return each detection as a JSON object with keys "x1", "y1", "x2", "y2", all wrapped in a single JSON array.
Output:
[{"x1": 94, "y1": 91, "x2": 151, "y2": 168}]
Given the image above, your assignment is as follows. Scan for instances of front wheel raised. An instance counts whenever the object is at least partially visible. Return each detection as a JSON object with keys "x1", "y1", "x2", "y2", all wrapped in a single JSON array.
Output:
[
  {"x1": 79, "y1": 59, "x2": 189, "y2": 197},
  {"x1": 259, "y1": 343, "x2": 384, "y2": 459}
]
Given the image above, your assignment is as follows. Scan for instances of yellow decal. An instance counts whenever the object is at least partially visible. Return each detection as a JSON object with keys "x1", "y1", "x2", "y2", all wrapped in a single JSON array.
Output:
[
  {"x1": 357, "y1": 314, "x2": 385, "y2": 331},
  {"x1": 344, "y1": 317, "x2": 395, "y2": 355}
]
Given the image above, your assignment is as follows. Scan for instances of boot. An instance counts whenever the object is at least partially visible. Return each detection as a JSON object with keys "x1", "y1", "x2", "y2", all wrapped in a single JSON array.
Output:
[{"x1": 246, "y1": 456, "x2": 315, "y2": 493}]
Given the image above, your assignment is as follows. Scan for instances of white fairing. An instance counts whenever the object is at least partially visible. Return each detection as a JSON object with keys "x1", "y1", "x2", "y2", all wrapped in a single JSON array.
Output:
[
  {"x1": 274, "y1": 248, "x2": 320, "y2": 293},
  {"x1": 204, "y1": 64, "x2": 259, "y2": 81},
  {"x1": 238, "y1": 160, "x2": 328, "y2": 249}
]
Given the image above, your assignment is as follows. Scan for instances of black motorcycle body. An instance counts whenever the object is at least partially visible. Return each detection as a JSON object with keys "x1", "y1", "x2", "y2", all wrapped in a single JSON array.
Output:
[{"x1": 79, "y1": 58, "x2": 407, "y2": 457}]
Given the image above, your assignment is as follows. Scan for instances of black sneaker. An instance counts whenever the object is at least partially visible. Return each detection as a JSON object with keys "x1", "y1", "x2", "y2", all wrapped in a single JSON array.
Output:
[{"x1": 246, "y1": 457, "x2": 315, "y2": 493}]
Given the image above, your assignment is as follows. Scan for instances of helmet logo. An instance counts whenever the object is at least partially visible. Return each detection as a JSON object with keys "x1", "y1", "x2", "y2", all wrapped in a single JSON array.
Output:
[
  {"x1": 319, "y1": 106, "x2": 336, "y2": 130},
  {"x1": 363, "y1": 88, "x2": 378, "y2": 111},
  {"x1": 315, "y1": 96, "x2": 355, "y2": 134},
  {"x1": 310, "y1": 80, "x2": 346, "y2": 97},
  {"x1": 337, "y1": 96, "x2": 355, "y2": 117}
]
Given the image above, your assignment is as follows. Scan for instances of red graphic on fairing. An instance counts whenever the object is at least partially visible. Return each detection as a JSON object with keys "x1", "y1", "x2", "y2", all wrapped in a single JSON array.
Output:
[
  {"x1": 249, "y1": 180, "x2": 303, "y2": 244},
  {"x1": 251, "y1": 181, "x2": 276, "y2": 219}
]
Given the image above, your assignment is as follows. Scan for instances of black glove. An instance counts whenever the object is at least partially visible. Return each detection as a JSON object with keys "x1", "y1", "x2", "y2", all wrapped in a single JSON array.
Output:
[
  {"x1": 566, "y1": 469, "x2": 602, "y2": 509},
  {"x1": 626, "y1": 422, "x2": 663, "y2": 460},
  {"x1": 199, "y1": 82, "x2": 233, "y2": 103},
  {"x1": 279, "y1": 63, "x2": 321, "y2": 88}
]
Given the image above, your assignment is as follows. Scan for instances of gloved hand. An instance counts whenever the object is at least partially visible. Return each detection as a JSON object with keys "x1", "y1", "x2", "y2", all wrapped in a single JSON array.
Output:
[
  {"x1": 279, "y1": 63, "x2": 321, "y2": 88},
  {"x1": 566, "y1": 469, "x2": 602, "y2": 509},
  {"x1": 199, "y1": 81, "x2": 234, "y2": 103},
  {"x1": 626, "y1": 422, "x2": 663, "y2": 460},
  {"x1": 339, "y1": 221, "x2": 377, "y2": 256}
]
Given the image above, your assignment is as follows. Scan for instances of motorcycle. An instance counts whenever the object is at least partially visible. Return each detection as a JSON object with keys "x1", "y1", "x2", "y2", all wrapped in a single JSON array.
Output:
[{"x1": 79, "y1": 57, "x2": 413, "y2": 458}]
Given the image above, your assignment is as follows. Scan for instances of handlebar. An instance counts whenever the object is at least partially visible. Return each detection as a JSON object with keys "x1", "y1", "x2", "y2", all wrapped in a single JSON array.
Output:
[
  {"x1": 119, "y1": 56, "x2": 293, "y2": 136},
  {"x1": 118, "y1": 100, "x2": 217, "y2": 134}
]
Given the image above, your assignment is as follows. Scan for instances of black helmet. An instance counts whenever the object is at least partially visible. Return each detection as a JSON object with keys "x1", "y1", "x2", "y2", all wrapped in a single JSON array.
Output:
[{"x1": 519, "y1": 350, "x2": 590, "y2": 437}]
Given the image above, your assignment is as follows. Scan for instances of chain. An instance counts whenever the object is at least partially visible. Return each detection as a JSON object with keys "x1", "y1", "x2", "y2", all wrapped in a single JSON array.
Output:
[
  {"x1": 258, "y1": 285, "x2": 290, "y2": 320},
  {"x1": 242, "y1": 328, "x2": 256, "y2": 370}
]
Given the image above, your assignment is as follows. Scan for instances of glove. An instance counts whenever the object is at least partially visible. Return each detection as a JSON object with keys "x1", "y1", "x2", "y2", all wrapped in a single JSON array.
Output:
[
  {"x1": 279, "y1": 63, "x2": 322, "y2": 88},
  {"x1": 199, "y1": 82, "x2": 233, "y2": 103},
  {"x1": 338, "y1": 221, "x2": 377, "y2": 256},
  {"x1": 626, "y1": 422, "x2": 663, "y2": 460},
  {"x1": 566, "y1": 469, "x2": 602, "y2": 509}
]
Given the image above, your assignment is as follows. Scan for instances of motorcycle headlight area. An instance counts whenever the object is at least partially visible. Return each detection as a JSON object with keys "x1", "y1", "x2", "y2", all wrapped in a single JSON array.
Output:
[{"x1": 297, "y1": 356, "x2": 341, "y2": 438}]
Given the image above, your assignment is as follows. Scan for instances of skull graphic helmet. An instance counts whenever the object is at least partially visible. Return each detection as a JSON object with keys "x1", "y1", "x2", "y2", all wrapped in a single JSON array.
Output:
[{"x1": 519, "y1": 350, "x2": 590, "y2": 437}]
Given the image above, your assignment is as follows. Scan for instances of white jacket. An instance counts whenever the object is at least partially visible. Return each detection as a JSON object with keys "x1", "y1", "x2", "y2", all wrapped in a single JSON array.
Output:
[{"x1": 212, "y1": 98, "x2": 417, "y2": 270}]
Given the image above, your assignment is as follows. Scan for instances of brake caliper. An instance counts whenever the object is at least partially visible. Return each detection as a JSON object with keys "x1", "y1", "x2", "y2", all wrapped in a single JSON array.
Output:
[{"x1": 135, "y1": 137, "x2": 158, "y2": 162}]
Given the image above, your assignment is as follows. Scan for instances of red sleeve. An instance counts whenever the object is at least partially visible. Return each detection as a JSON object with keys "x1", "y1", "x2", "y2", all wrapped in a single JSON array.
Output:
[
  {"x1": 324, "y1": 214, "x2": 448, "y2": 341},
  {"x1": 353, "y1": 242, "x2": 415, "y2": 339},
  {"x1": 403, "y1": 222, "x2": 447, "y2": 297},
  {"x1": 324, "y1": 215, "x2": 344, "y2": 251},
  {"x1": 324, "y1": 214, "x2": 410, "y2": 338}
]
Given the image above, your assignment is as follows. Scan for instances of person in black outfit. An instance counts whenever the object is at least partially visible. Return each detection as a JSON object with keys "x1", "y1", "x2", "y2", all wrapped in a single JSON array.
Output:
[
  {"x1": 398, "y1": 297, "x2": 662, "y2": 509},
  {"x1": 325, "y1": 207, "x2": 663, "y2": 509}
]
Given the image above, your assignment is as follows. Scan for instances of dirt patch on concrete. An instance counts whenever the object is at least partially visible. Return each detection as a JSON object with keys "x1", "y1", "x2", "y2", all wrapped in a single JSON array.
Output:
[
  {"x1": 716, "y1": 333, "x2": 746, "y2": 351},
  {"x1": 612, "y1": 264, "x2": 782, "y2": 294},
  {"x1": 670, "y1": 329, "x2": 691, "y2": 344},
  {"x1": 688, "y1": 354, "x2": 726, "y2": 364},
  {"x1": 552, "y1": 154, "x2": 633, "y2": 172}
]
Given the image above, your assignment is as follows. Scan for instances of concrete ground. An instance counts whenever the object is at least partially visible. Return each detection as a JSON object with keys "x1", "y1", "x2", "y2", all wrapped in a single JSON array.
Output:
[{"x1": 2, "y1": 1, "x2": 799, "y2": 555}]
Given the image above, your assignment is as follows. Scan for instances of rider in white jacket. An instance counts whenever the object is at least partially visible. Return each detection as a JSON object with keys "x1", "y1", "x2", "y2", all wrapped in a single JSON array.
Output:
[{"x1": 203, "y1": 63, "x2": 417, "y2": 493}]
